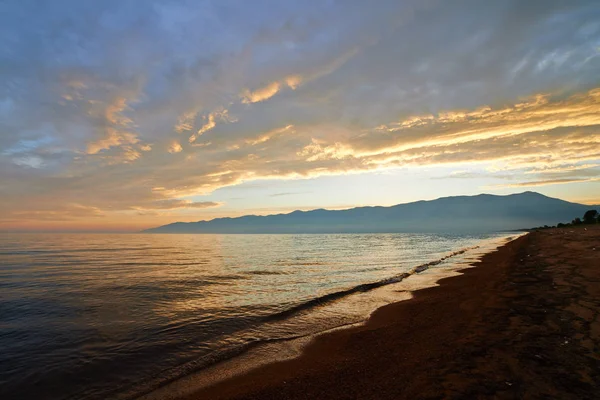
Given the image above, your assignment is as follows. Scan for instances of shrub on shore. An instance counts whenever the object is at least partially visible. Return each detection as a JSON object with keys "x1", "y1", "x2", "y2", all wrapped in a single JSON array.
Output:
[
  {"x1": 532, "y1": 209, "x2": 598, "y2": 230},
  {"x1": 583, "y1": 210, "x2": 598, "y2": 224}
]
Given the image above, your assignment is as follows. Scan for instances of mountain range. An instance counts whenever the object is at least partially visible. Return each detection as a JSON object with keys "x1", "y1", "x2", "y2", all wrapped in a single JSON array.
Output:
[{"x1": 144, "y1": 192, "x2": 598, "y2": 234}]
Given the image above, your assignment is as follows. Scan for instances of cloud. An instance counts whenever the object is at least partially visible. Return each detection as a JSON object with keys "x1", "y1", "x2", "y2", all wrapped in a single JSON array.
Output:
[
  {"x1": 284, "y1": 75, "x2": 302, "y2": 90},
  {"x1": 241, "y1": 75, "x2": 303, "y2": 104},
  {"x1": 192, "y1": 114, "x2": 216, "y2": 140},
  {"x1": 175, "y1": 111, "x2": 197, "y2": 133},
  {"x1": 295, "y1": 89, "x2": 600, "y2": 173},
  {"x1": 246, "y1": 125, "x2": 294, "y2": 145},
  {"x1": 1, "y1": 0, "x2": 599, "y2": 229},
  {"x1": 241, "y1": 81, "x2": 281, "y2": 104},
  {"x1": 168, "y1": 141, "x2": 183, "y2": 153},
  {"x1": 269, "y1": 191, "x2": 309, "y2": 197},
  {"x1": 524, "y1": 163, "x2": 600, "y2": 174},
  {"x1": 85, "y1": 97, "x2": 138, "y2": 154},
  {"x1": 488, "y1": 177, "x2": 600, "y2": 189},
  {"x1": 135, "y1": 200, "x2": 223, "y2": 210},
  {"x1": 9, "y1": 204, "x2": 105, "y2": 221},
  {"x1": 188, "y1": 109, "x2": 235, "y2": 143}
]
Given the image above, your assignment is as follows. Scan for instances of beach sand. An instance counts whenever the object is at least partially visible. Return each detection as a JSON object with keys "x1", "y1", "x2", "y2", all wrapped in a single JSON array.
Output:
[{"x1": 179, "y1": 226, "x2": 600, "y2": 400}]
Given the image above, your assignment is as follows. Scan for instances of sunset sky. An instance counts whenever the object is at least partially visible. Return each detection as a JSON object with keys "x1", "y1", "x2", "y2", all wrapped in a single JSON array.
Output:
[{"x1": 1, "y1": 0, "x2": 599, "y2": 232}]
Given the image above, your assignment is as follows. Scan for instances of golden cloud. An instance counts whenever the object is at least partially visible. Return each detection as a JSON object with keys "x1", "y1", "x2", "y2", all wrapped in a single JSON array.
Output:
[
  {"x1": 86, "y1": 128, "x2": 139, "y2": 155},
  {"x1": 241, "y1": 75, "x2": 303, "y2": 104},
  {"x1": 168, "y1": 141, "x2": 183, "y2": 153},
  {"x1": 188, "y1": 109, "x2": 235, "y2": 143},
  {"x1": 5, "y1": 85, "x2": 600, "y2": 230},
  {"x1": 246, "y1": 125, "x2": 294, "y2": 145},
  {"x1": 83, "y1": 96, "x2": 152, "y2": 164},
  {"x1": 189, "y1": 113, "x2": 216, "y2": 143},
  {"x1": 296, "y1": 89, "x2": 600, "y2": 172},
  {"x1": 75, "y1": 88, "x2": 600, "y2": 215},
  {"x1": 175, "y1": 111, "x2": 197, "y2": 133}
]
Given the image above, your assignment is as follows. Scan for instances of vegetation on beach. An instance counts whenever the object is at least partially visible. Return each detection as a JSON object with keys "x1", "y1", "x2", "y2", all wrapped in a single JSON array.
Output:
[{"x1": 532, "y1": 209, "x2": 600, "y2": 230}]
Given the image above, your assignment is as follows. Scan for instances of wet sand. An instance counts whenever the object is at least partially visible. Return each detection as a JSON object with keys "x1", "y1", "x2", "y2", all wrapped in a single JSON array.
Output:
[{"x1": 180, "y1": 226, "x2": 600, "y2": 400}]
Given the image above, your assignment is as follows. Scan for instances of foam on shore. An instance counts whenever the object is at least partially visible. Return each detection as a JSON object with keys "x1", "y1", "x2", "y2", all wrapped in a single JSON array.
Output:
[{"x1": 136, "y1": 233, "x2": 522, "y2": 400}]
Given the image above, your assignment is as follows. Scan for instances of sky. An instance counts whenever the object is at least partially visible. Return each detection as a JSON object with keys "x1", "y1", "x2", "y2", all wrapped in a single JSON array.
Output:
[{"x1": 1, "y1": 0, "x2": 600, "y2": 232}]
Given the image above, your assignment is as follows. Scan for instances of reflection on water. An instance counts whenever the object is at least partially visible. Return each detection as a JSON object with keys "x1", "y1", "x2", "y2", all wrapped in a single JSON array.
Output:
[{"x1": 0, "y1": 232, "x2": 510, "y2": 400}]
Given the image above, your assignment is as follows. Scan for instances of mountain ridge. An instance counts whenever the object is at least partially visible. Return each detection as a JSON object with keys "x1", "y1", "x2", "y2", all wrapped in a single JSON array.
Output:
[{"x1": 144, "y1": 192, "x2": 599, "y2": 234}]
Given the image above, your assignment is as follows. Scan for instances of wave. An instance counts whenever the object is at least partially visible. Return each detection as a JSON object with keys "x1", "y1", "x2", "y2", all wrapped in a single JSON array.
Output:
[
  {"x1": 264, "y1": 245, "x2": 478, "y2": 322},
  {"x1": 132, "y1": 244, "x2": 480, "y2": 400},
  {"x1": 245, "y1": 270, "x2": 287, "y2": 276},
  {"x1": 273, "y1": 260, "x2": 330, "y2": 266}
]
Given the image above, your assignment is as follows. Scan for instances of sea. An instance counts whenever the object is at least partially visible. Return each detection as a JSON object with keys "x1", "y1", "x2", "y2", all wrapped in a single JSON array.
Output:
[{"x1": 0, "y1": 232, "x2": 515, "y2": 400}]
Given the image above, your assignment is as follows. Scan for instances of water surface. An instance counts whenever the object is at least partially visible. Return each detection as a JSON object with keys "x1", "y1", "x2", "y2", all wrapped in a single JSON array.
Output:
[{"x1": 0, "y1": 232, "x2": 510, "y2": 399}]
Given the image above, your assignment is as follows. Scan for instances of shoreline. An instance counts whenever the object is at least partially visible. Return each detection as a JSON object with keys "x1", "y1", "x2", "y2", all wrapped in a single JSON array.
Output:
[
  {"x1": 163, "y1": 226, "x2": 600, "y2": 399},
  {"x1": 138, "y1": 234, "x2": 520, "y2": 400}
]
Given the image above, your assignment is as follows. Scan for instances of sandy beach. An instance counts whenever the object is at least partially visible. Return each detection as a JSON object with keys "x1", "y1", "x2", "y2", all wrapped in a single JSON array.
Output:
[{"x1": 176, "y1": 226, "x2": 600, "y2": 400}]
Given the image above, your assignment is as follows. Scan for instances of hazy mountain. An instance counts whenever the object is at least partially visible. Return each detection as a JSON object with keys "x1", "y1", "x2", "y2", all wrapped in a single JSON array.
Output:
[{"x1": 144, "y1": 192, "x2": 598, "y2": 234}]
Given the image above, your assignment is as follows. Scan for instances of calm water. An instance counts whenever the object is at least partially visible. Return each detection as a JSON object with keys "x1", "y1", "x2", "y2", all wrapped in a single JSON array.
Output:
[{"x1": 0, "y1": 233, "x2": 510, "y2": 399}]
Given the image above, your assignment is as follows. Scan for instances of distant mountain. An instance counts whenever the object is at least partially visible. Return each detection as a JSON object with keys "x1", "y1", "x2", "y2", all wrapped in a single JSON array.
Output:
[{"x1": 143, "y1": 192, "x2": 599, "y2": 234}]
